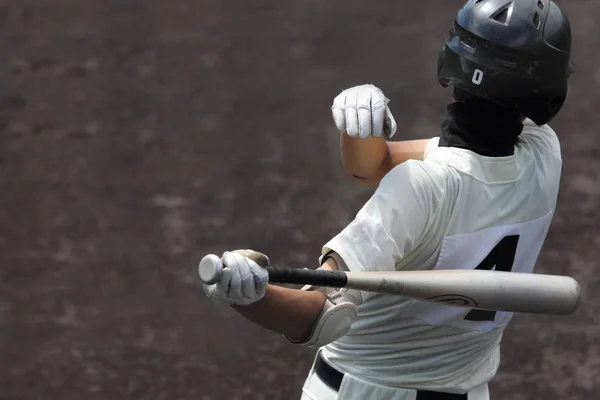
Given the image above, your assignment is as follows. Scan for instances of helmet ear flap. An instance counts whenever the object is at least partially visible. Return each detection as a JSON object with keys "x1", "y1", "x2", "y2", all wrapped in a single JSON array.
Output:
[
  {"x1": 437, "y1": 48, "x2": 449, "y2": 88},
  {"x1": 514, "y1": 95, "x2": 566, "y2": 126},
  {"x1": 549, "y1": 95, "x2": 566, "y2": 115}
]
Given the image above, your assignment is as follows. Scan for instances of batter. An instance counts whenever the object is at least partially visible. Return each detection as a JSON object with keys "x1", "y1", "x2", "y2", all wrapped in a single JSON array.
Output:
[{"x1": 201, "y1": 1, "x2": 574, "y2": 398}]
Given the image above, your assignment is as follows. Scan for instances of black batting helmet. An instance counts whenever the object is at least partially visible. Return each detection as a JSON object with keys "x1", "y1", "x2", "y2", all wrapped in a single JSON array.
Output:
[{"x1": 437, "y1": 0, "x2": 574, "y2": 125}]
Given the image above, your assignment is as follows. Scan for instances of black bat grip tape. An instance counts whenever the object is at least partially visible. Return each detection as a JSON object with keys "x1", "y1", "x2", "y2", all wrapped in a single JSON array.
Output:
[{"x1": 266, "y1": 267, "x2": 348, "y2": 287}]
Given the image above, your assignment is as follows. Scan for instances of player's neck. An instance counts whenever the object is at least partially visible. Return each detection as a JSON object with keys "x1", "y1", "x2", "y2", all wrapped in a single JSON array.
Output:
[{"x1": 438, "y1": 100, "x2": 524, "y2": 157}]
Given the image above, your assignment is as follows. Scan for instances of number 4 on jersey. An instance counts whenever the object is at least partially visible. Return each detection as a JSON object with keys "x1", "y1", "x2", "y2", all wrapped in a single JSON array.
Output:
[{"x1": 464, "y1": 235, "x2": 520, "y2": 322}]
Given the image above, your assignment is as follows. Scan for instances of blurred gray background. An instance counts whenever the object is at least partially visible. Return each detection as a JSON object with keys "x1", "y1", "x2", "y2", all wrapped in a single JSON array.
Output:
[{"x1": 1, "y1": 0, "x2": 598, "y2": 399}]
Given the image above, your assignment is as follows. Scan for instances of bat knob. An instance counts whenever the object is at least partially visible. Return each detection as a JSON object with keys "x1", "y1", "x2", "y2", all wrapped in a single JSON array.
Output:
[{"x1": 198, "y1": 254, "x2": 224, "y2": 285}]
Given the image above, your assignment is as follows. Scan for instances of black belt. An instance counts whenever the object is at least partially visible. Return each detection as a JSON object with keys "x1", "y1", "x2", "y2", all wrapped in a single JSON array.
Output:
[{"x1": 314, "y1": 352, "x2": 467, "y2": 400}]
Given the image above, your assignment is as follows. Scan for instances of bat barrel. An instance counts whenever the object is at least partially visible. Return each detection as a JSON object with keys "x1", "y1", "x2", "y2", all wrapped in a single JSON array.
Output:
[
  {"x1": 344, "y1": 270, "x2": 582, "y2": 315},
  {"x1": 490, "y1": 273, "x2": 581, "y2": 315}
]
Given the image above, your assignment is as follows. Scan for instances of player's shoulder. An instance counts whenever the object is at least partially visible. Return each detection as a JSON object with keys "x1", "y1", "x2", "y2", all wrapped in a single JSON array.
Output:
[
  {"x1": 382, "y1": 158, "x2": 443, "y2": 187},
  {"x1": 378, "y1": 158, "x2": 453, "y2": 206},
  {"x1": 518, "y1": 119, "x2": 562, "y2": 160},
  {"x1": 379, "y1": 136, "x2": 462, "y2": 201}
]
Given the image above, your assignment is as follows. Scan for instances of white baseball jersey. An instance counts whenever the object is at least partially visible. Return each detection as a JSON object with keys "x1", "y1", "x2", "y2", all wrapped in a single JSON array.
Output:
[{"x1": 318, "y1": 119, "x2": 562, "y2": 394}]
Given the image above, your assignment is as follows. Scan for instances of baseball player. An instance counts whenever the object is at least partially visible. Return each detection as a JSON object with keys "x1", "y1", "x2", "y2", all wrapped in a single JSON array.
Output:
[{"x1": 200, "y1": 1, "x2": 574, "y2": 399}]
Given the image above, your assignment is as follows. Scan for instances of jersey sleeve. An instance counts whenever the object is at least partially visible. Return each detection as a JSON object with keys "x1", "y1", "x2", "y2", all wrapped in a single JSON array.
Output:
[
  {"x1": 321, "y1": 161, "x2": 437, "y2": 276},
  {"x1": 520, "y1": 119, "x2": 562, "y2": 160}
]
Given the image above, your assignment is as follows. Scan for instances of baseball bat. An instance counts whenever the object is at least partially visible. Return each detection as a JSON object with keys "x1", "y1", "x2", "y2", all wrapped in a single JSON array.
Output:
[{"x1": 198, "y1": 254, "x2": 581, "y2": 315}]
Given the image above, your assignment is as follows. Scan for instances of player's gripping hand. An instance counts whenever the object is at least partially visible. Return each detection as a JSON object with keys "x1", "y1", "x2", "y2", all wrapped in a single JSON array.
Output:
[
  {"x1": 331, "y1": 84, "x2": 397, "y2": 139},
  {"x1": 202, "y1": 249, "x2": 270, "y2": 306}
]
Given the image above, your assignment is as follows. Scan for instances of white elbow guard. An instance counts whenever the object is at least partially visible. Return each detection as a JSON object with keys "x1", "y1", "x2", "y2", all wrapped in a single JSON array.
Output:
[
  {"x1": 285, "y1": 252, "x2": 363, "y2": 349},
  {"x1": 286, "y1": 287, "x2": 362, "y2": 349}
]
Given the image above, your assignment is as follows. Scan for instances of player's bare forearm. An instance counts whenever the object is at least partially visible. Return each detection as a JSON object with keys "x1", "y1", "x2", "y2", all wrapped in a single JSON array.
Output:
[
  {"x1": 340, "y1": 133, "x2": 432, "y2": 185},
  {"x1": 340, "y1": 133, "x2": 390, "y2": 184},
  {"x1": 231, "y1": 282, "x2": 326, "y2": 340}
]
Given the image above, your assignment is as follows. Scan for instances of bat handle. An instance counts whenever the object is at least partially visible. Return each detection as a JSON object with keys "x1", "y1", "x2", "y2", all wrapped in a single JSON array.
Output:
[
  {"x1": 198, "y1": 254, "x2": 349, "y2": 288},
  {"x1": 198, "y1": 254, "x2": 224, "y2": 285},
  {"x1": 267, "y1": 267, "x2": 348, "y2": 287}
]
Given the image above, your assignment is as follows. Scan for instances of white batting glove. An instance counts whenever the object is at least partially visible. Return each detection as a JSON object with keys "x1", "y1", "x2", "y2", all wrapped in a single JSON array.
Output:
[
  {"x1": 202, "y1": 250, "x2": 270, "y2": 306},
  {"x1": 331, "y1": 84, "x2": 397, "y2": 139}
]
